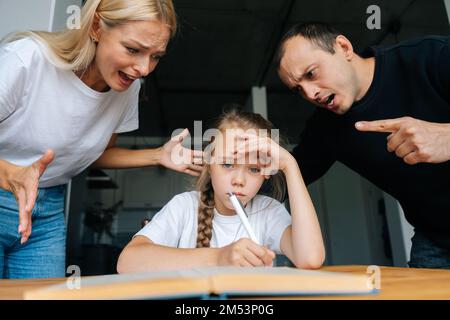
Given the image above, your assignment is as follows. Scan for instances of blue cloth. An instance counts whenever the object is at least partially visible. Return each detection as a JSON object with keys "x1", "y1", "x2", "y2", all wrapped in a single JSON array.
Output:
[
  {"x1": 409, "y1": 229, "x2": 450, "y2": 269},
  {"x1": 0, "y1": 185, "x2": 66, "y2": 279}
]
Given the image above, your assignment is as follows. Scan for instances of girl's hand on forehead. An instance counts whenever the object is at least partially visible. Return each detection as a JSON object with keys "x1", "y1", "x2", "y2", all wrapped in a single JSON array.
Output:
[{"x1": 232, "y1": 133, "x2": 293, "y2": 175}]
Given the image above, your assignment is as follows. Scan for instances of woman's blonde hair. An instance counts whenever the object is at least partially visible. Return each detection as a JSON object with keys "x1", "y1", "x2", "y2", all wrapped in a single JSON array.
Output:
[
  {"x1": 195, "y1": 107, "x2": 287, "y2": 248},
  {"x1": 3, "y1": 0, "x2": 177, "y2": 71}
]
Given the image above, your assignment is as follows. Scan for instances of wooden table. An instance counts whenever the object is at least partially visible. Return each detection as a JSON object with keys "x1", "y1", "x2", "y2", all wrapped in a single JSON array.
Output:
[
  {"x1": 304, "y1": 265, "x2": 450, "y2": 300},
  {"x1": 1, "y1": 265, "x2": 449, "y2": 300}
]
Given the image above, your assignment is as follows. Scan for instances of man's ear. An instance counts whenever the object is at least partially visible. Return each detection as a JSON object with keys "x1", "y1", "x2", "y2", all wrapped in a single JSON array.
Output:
[{"x1": 335, "y1": 35, "x2": 355, "y2": 61}]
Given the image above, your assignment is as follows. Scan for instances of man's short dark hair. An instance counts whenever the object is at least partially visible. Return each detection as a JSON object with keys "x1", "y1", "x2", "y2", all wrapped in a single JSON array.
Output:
[{"x1": 275, "y1": 22, "x2": 341, "y2": 68}]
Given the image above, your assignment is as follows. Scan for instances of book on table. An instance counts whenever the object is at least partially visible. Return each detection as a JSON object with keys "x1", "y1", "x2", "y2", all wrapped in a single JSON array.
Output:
[{"x1": 24, "y1": 266, "x2": 378, "y2": 300}]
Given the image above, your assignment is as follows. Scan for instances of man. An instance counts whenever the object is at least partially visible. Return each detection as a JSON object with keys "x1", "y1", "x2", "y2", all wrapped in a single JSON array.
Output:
[{"x1": 276, "y1": 22, "x2": 450, "y2": 269}]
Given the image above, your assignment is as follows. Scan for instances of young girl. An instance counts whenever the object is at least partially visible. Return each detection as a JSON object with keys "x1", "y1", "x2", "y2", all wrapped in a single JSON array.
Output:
[{"x1": 117, "y1": 109, "x2": 325, "y2": 272}]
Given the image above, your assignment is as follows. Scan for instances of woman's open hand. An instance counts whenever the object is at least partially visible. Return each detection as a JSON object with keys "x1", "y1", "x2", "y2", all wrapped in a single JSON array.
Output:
[
  {"x1": 3, "y1": 150, "x2": 54, "y2": 244},
  {"x1": 159, "y1": 129, "x2": 204, "y2": 177}
]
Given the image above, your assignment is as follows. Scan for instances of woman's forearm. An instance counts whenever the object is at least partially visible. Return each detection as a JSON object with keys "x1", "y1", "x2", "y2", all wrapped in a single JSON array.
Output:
[
  {"x1": 283, "y1": 160, "x2": 325, "y2": 269},
  {"x1": 92, "y1": 147, "x2": 162, "y2": 169},
  {"x1": 117, "y1": 241, "x2": 220, "y2": 273}
]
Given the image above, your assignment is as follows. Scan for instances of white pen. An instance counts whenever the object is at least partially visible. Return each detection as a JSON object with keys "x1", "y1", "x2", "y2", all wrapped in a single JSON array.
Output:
[{"x1": 227, "y1": 192, "x2": 260, "y2": 245}]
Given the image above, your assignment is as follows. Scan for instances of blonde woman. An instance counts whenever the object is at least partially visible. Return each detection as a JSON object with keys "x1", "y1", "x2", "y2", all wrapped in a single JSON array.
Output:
[
  {"x1": 0, "y1": 0, "x2": 202, "y2": 279},
  {"x1": 117, "y1": 109, "x2": 325, "y2": 273}
]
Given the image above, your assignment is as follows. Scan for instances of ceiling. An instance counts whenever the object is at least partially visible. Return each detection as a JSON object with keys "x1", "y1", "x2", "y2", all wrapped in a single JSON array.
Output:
[{"x1": 131, "y1": 0, "x2": 450, "y2": 142}]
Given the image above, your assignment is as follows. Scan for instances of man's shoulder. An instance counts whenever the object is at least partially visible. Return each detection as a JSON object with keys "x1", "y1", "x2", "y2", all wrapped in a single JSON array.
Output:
[
  {"x1": 380, "y1": 35, "x2": 449, "y2": 54},
  {"x1": 361, "y1": 36, "x2": 449, "y2": 59}
]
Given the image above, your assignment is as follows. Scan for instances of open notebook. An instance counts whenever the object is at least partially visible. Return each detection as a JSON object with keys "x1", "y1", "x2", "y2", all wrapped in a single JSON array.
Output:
[{"x1": 24, "y1": 266, "x2": 378, "y2": 300}]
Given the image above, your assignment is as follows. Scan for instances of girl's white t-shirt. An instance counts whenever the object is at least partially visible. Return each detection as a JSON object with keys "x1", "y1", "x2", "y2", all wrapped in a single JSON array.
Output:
[
  {"x1": 0, "y1": 38, "x2": 140, "y2": 187},
  {"x1": 135, "y1": 191, "x2": 292, "y2": 254}
]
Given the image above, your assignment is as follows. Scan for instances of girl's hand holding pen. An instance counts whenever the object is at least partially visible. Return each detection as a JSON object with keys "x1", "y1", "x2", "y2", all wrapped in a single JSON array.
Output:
[{"x1": 217, "y1": 238, "x2": 275, "y2": 267}]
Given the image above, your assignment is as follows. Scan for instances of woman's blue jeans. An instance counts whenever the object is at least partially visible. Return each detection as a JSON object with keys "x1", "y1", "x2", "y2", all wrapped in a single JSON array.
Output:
[{"x1": 0, "y1": 185, "x2": 66, "y2": 279}]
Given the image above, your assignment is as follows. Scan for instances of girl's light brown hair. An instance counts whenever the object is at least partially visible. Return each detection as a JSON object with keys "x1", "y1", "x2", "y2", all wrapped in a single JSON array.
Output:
[{"x1": 195, "y1": 107, "x2": 287, "y2": 248}]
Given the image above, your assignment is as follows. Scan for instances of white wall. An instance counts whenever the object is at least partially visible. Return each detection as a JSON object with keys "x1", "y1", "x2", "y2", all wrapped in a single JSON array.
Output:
[
  {"x1": 383, "y1": 193, "x2": 413, "y2": 266},
  {"x1": 0, "y1": 0, "x2": 82, "y2": 40},
  {"x1": 444, "y1": 0, "x2": 450, "y2": 24},
  {"x1": 245, "y1": 86, "x2": 268, "y2": 120},
  {"x1": 396, "y1": 201, "x2": 414, "y2": 263},
  {"x1": 0, "y1": 0, "x2": 54, "y2": 39},
  {"x1": 309, "y1": 162, "x2": 393, "y2": 265}
]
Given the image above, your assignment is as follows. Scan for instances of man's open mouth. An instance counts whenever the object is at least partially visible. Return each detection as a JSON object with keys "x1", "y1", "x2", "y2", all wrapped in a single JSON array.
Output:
[
  {"x1": 325, "y1": 94, "x2": 335, "y2": 106},
  {"x1": 316, "y1": 94, "x2": 336, "y2": 108}
]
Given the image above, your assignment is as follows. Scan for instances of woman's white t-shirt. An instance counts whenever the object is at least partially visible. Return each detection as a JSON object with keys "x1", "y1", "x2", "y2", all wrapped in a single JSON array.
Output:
[
  {"x1": 135, "y1": 191, "x2": 292, "y2": 254},
  {"x1": 0, "y1": 38, "x2": 140, "y2": 187}
]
